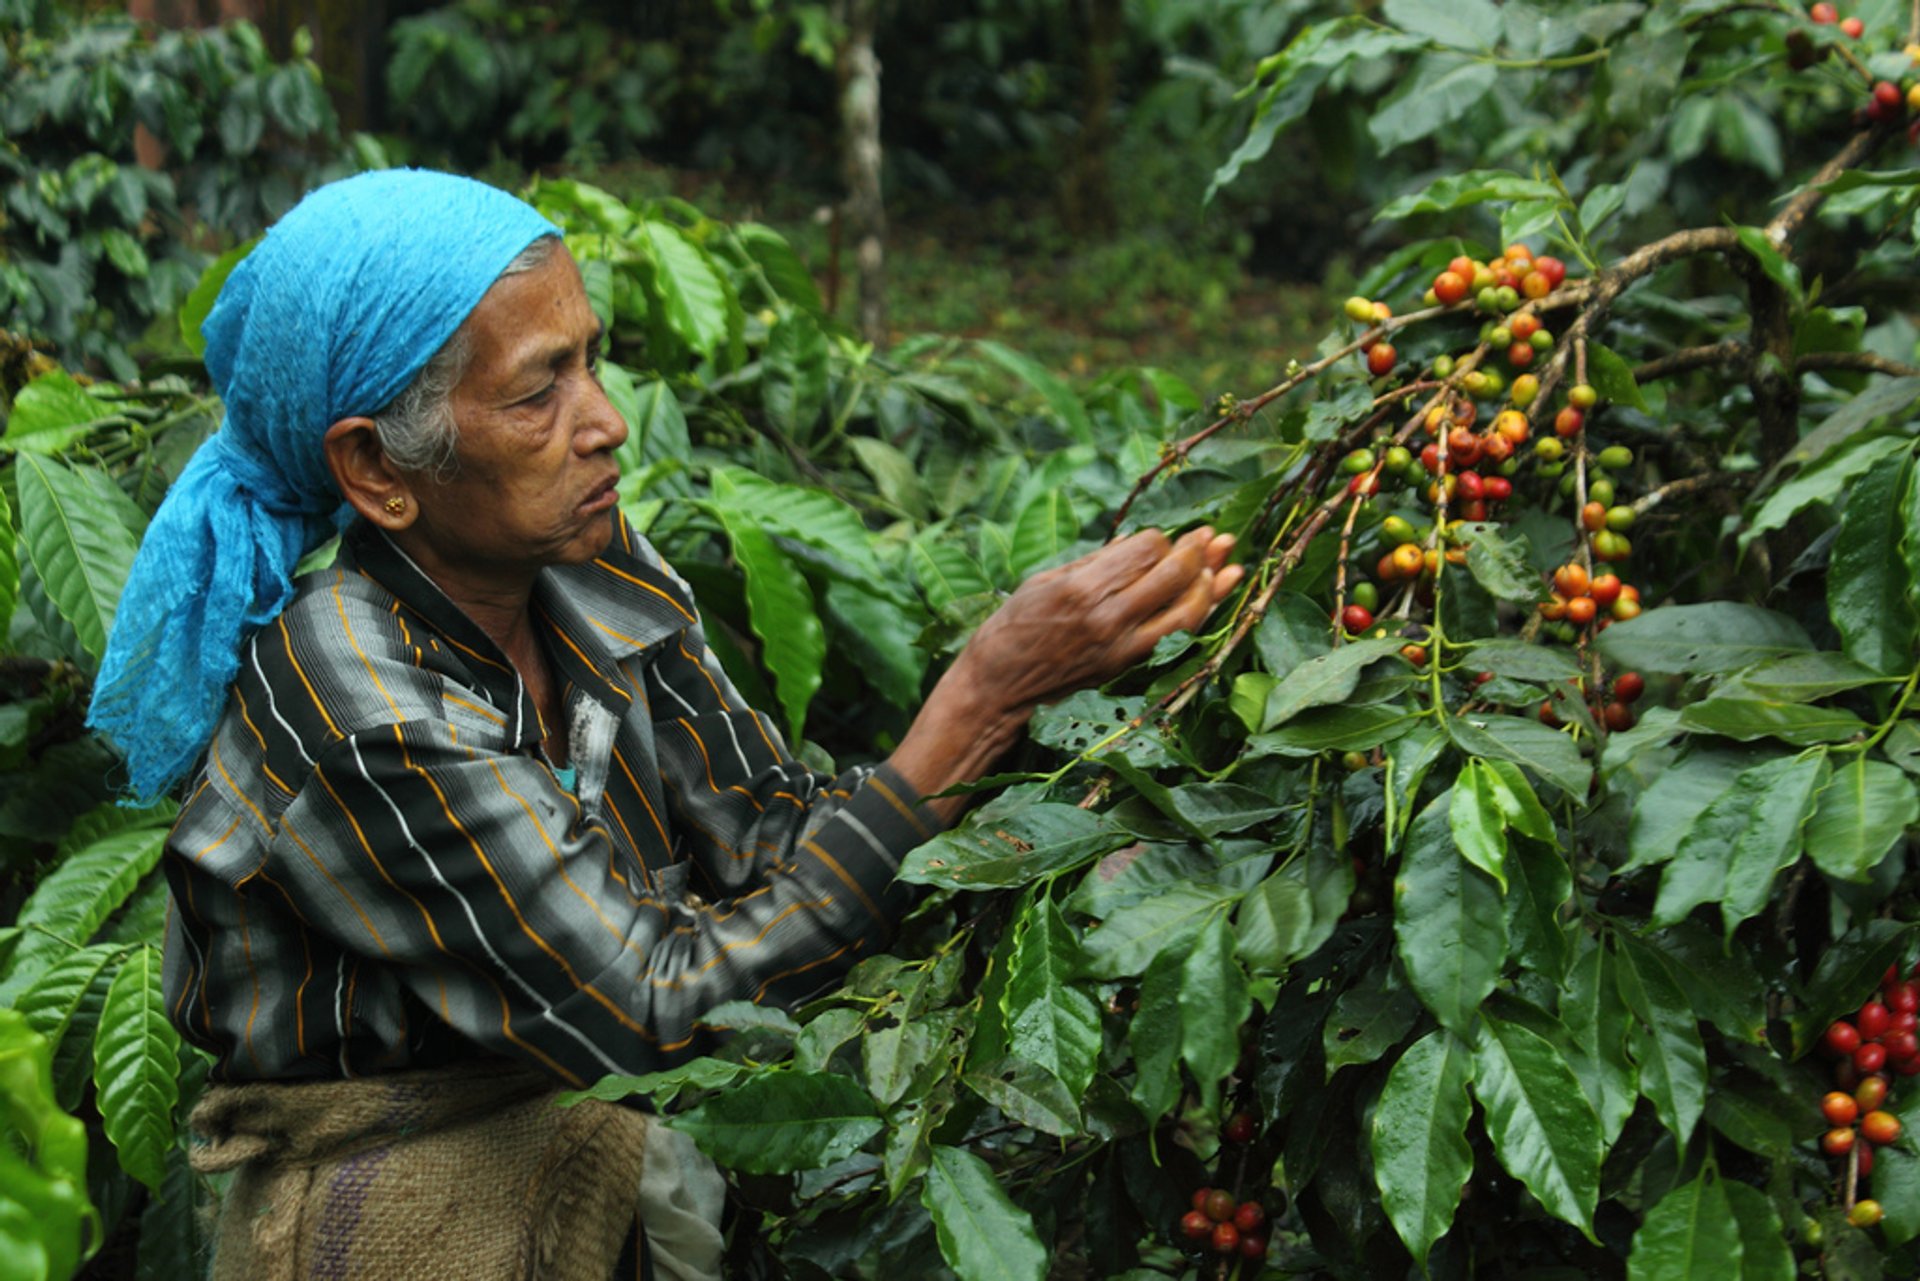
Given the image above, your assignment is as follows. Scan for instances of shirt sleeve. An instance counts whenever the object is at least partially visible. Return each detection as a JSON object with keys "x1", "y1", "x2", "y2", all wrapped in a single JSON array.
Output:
[{"x1": 281, "y1": 711, "x2": 934, "y2": 1087}]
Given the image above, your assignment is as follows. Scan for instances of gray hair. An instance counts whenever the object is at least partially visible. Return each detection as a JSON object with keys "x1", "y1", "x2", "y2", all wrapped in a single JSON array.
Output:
[{"x1": 370, "y1": 234, "x2": 563, "y2": 478}]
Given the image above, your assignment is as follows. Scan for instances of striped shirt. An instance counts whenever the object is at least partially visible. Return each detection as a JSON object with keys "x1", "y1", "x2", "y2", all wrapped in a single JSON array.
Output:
[{"x1": 163, "y1": 510, "x2": 936, "y2": 1087}]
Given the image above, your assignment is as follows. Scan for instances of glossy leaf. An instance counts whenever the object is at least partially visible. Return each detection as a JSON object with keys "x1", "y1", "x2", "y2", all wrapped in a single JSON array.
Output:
[
  {"x1": 960, "y1": 1055, "x2": 1080, "y2": 1136},
  {"x1": 1079, "y1": 882, "x2": 1241, "y2": 980},
  {"x1": 899, "y1": 803, "x2": 1125, "y2": 889},
  {"x1": 1613, "y1": 934, "x2": 1707, "y2": 1145},
  {"x1": 1741, "y1": 433, "x2": 1913, "y2": 554},
  {"x1": 1372, "y1": 1027, "x2": 1475, "y2": 1265},
  {"x1": 1261, "y1": 636, "x2": 1405, "y2": 729},
  {"x1": 1395, "y1": 791, "x2": 1507, "y2": 1033},
  {"x1": 1322, "y1": 966, "x2": 1421, "y2": 1076},
  {"x1": 1473, "y1": 1011, "x2": 1601, "y2": 1236},
  {"x1": 1464, "y1": 639, "x2": 1583, "y2": 685},
  {"x1": 2, "y1": 370, "x2": 116, "y2": 455},
  {"x1": 1178, "y1": 912, "x2": 1250, "y2": 1097},
  {"x1": 1804, "y1": 755, "x2": 1920, "y2": 881},
  {"x1": 1651, "y1": 751, "x2": 1825, "y2": 930},
  {"x1": 1505, "y1": 840, "x2": 1572, "y2": 982},
  {"x1": 762, "y1": 311, "x2": 829, "y2": 439},
  {"x1": 1250, "y1": 703, "x2": 1423, "y2": 755},
  {"x1": 1829, "y1": 447, "x2": 1917, "y2": 673},
  {"x1": 1005, "y1": 898, "x2": 1101, "y2": 1096},
  {"x1": 1128, "y1": 950, "x2": 1183, "y2": 1124},
  {"x1": 708, "y1": 506, "x2": 822, "y2": 746},
  {"x1": 667, "y1": 1071, "x2": 880, "y2": 1173},
  {"x1": 0, "y1": 484, "x2": 17, "y2": 639},
  {"x1": 1234, "y1": 871, "x2": 1315, "y2": 975},
  {"x1": 1623, "y1": 747, "x2": 1757, "y2": 873},
  {"x1": 15, "y1": 944, "x2": 121, "y2": 1111},
  {"x1": 1481, "y1": 759, "x2": 1555, "y2": 843},
  {"x1": 1716, "y1": 651, "x2": 1896, "y2": 703},
  {"x1": 1594, "y1": 603, "x2": 1811, "y2": 675},
  {"x1": 5, "y1": 826, "x2": 166, "y2": 998},
  {"x1": 1446, "y1": 711, "x2": 1591, "y2": 802},
  {"x1": 1562, "y1": 937, "x2": 1637, "y2": 1146},
  {"x1": 1791, "y1": 920, "x2": 1915, "y2": 1055},
  {"x1": 1007, "y1": 489, "x2": 1081, "y2": 579},
  {"x1": 13, "y1": 454, "x2": 141, "y2": 662},
  {"x1": 1449, "y1": 760, "x2": 1508, "y2": 892},
  {"x1": 922, "y1": 1144, "x2": 1047, "y2": 1281},
  {"x1": 1370, "y1": 54, "x2": 1497, "y2": 151},
  {"x1": 640, "y1": 220, "x2": 729, "y2": 357},
  {"x1": 1627, "y1": 1167, "x2": 1742, "y2": 1280},
  {"x1": 1460, "y1": 522, "x2": 1538, "y2": 603},
  {"x1": 92, "y1": 946, "x2": 179, "y2": 1190},
  {"x1": 1676, "y1": 697, "x2": 1868, "y2": 746}
]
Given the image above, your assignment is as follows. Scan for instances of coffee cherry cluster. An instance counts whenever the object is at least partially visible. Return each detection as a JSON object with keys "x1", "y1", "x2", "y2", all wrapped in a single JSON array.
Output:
[
  {"x1": 1179, "y1": 1186, "x2": 1268, "y2": 1261},
  {"x1": 1816, "y1": 967, "x2": 1920, "y2": 1204},
  {"x1": 1808, "y1": 3, "x2": 1865, "y2": 39},
  {"x1": 1533, "y1": 668, "x2": 1645, "y2": 732}
]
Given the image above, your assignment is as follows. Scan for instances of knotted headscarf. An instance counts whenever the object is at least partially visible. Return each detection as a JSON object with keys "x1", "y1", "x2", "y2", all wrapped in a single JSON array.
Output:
[{"x1": 89, "y1": 169, "x2": 559, "y2": 802}]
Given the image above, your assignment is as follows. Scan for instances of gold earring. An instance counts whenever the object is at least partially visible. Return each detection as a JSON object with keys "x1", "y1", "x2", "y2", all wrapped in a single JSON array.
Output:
[{"x1": 384, "y1": 496, "x2": 406, "y2": 515}]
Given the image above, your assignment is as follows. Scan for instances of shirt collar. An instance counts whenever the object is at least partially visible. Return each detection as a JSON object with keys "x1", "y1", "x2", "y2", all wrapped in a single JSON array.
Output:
[{"x1": 338, "y1": 510, "x2": 698, "y2": 738}]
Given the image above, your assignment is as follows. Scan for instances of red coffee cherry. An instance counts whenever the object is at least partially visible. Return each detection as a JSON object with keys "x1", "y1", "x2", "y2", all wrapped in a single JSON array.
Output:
[
  {"x1": 1210, "y1": 1222, "x2": 1241, "y2": 1255},
  {"x1": 1824, "y1": 1092, "x2": 1861, "y2": 1126},
  {"x1": 1180, "y1": 1210, "x2": 1213, "y2": 1241},
  {"x1": 1859, "y1": 1001, "x2": 1891, "y2": 1040},
  {"x1": 1234, "y1": 1202, "x2": 1266, "y2": 1233},
  {"x1": 1856, "y1": 1042, "x2": 1889, "y2": 1074},
  {"x1": 1204, "y1": 1189, "x2": 1236, "y2": 1224},
  {"x1": 1827, "y1": 1021, "x2": 1863, "y2": 1055}
]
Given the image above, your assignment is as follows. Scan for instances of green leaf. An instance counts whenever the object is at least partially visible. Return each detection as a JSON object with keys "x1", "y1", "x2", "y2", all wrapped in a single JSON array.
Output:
[
  {"x1": 762, "y1": 311, "x2": 829, "y2": 440},
  {"x1": 1741, "y1": 434, "x2": 1913, "y2": 554},
  {"x1": 1395, "y1": 791, "x2": 1507, "y2": 1033},
  {"x1": 1473, "y1": 1011, "x2": 1601, "y2": 1237},
  {"x1": 1261, "y1": 636, "x2": 1405, "y2": 729},
  {"x1": 1624, "y1": 747, "x2": 1757, "y2": 872},
  {"x1": 1792, "y1": 921, "x2": 1915, "y2": 1056},
  {"x1": 1376, "y1": 169, "x2": 1560, "y2": 221},
  {"x1": 557, "y1": 1057, "x2": 746, "y2": 1109},
  {"x1": 1733, "y1": 225, "x2": 1802, "y2": 298},
  {"x1": 1464, "y1": 639, "x2": 1583, "y2": 685},
  {"x1": 1180, "y1": 912, "x2": 1251, "y2": 1100},
  {"x1": 1506, "y1": 840, "x2": 1573, "y2": 982},
  {"x1": 1628, "y1": 1167, "x2": 1743, "y2": 1280},
  {"x1": 3, "y1": 371, "x2": 116, "y2": 454},
  {"x1": 1370, "y1": 55, "x2": 1498, "y2": 151},
  {"x1": 848, "y1": 436, "x2": 927, "y2": 521},
  {"x1": 863, "y1": 1013, "x2": 952, "y2": 1110},
  {"x1": 1249, "y1": 702, "x2": 1423, "y2": 755},
  {"x1": 15, "y1": 944, "x2": 121, "y2": 1111},
  {"x1": 1323, "y1": 967, "x2": 1422, "y2": 1076},
  {"x1": 5, "y1": 826, "x2": 166, "y2": 998},
  {"x1": 1717, "y1": 652, "x2": 1897, "y2": 704},
  {"x1": 976, "y1": 340, "x2": 1093, "y2": 445},
  {"x1": 909, "y1": 535, "x2": 993, "y2": 614},
  {"x1": 1382, "y1": 0, "x2": 1502, "y2": 48},
  {"x1": 1613, "y1": 934, "x2": 1707, "y2": 1146},
  {"x1": 667, "y1": 1071, "x2": 881, "y2": 1174},
  {"x1": 707, "y1": 505, "x2": 822, "y2": 746},
  {"x1": 1719, "y1": 753, "x2": 1828, "y2": 941},
  {"x1": 641, "y1": 220, "x2": 729, "y2": 357},
  {"x1": 1005, "y1": 898, "x2": 1101, "y2": 1096},
  {"x1": 1804, "y1": 756, "x2": 1920, "y2": 881},
  {"x1": 1461, "y1": 523, "x2": 1539, "y2": 603},
  {"x1": 1008, "y1": 489, "x2": 1081, "y2": 579},
  {"x1": 1829, "y1": 450, "x2": 1918, "y2": 673},
  {"x1": 92, "y1": 946, "x2": 179, "y2": 1190},
  {"x1": 1562, "y1": 936, "x2": 1637, "y2": 1146},
  {"x1": 1372, "y1": 1027, "x2": 1475, "y2": 1265},
  {"x1": 710, "y1": 467, "x2": 887, "y2": 584},
  {"x1": 1234, "y1": 871, "x2": 1316, "y2": 975},
  {"x1": 960, "y1": 1055, "x2": 1080, "y2": 1136},
  {"x1": 1128, "y1": 950, "x2": 1184, "y2": 1125},
  {"x1": 1449, "y1": 760, "x2": 1510, "y2": 892},
  {"x1": 899, "y1": 803, "x2": 1125, "y2": 890},
  {"x1": 0, "y1": 484, "x2": 17, "y2": 637},
  {"x1": 1755, "y1": 377, "x2": 1920, "y2": 495},
  {"x1": 13, "y1": 455, "x2": 141, "y2": 661},
  {"x1": 1586, "y1": 343, "x2": 1648, "y2": 413},
  {"x1": 1650, "y1": 751, "x2": 1824, "y2": 927},
  {"x1": 1880, "y1": 1144, "x2": 1920, "y2": 1250},
  {"x1": 735, "y1": 222, "x2": 824, "y2": 314},
  {"x1": 922, "y1": 1145, "x2": 1048, "y2": 1281},
  {"x1": 1595, "y1": 603, "x2": 1812, "y2": 676},
  {"x1": 179, "y1": 239, "x2": 253, "y2": 358},
  {"x1": 1722, "y1": 1180, "x2": 1795, "y2": 1280},
  {"x1": 1446, "y1": 711, "x2": 1592, "y2": 802},
  {"x1": 1481, "y1": 759, "x2": 1556, "y2": 842},
  {"x1": 1079, "y1": 882, "x2": 1242, "y2": 980}
]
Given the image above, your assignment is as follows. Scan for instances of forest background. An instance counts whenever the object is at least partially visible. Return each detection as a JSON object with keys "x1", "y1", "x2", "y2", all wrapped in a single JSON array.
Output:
[{"x1": 5, "y1": 1, "x2": 1920, "y2": 1279}]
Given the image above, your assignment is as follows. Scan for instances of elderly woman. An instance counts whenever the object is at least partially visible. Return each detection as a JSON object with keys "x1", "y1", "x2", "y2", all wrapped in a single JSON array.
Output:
[{"x1": 89, "y1": 170, "x2": 1238, "y2": 1281}]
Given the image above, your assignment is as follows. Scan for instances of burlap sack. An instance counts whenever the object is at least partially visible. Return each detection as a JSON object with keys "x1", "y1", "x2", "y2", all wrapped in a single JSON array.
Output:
[{"x1": 190, "y1": 1059, "x2": 648, "y2": 1281}]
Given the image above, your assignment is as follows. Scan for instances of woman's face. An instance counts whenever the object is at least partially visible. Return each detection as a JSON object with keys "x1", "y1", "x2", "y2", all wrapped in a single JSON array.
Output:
[{"x1": 403, "y1": 247, "x2": 628, "y2": 588}]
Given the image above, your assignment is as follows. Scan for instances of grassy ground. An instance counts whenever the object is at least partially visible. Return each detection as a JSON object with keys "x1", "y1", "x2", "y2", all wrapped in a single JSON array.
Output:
[{"x1": 568, "y1": 156, "x2": 1332, "y2": 400}]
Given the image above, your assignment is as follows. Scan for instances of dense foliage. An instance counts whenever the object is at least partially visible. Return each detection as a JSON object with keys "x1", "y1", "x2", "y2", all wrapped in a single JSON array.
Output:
[
  {"x1": 5, "y1": 1, "x2": 1920, "y2": 1279},
  {"x1": 0, "y1": 0, "x2": 377, "y2": 379}
]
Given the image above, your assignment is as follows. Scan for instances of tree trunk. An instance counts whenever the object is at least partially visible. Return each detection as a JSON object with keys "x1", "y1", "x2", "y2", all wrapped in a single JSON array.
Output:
[
  {"x1": 1060, "y1": 0, "x2": 1121, "y2": 237},
  {"x1": 835, "y1": 0, "x2": 887, "y2": 348}
]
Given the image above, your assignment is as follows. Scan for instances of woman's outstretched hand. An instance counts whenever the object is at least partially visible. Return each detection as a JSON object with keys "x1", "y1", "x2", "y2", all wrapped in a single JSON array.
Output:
[{"x1": 890, "y1": 526, "x2": 1243, "y2": 823}]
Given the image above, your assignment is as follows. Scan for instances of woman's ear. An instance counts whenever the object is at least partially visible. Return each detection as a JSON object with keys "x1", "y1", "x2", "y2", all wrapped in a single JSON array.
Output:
[{"x1": 323, "y1": 417, "x2": 417, "y2": 530}]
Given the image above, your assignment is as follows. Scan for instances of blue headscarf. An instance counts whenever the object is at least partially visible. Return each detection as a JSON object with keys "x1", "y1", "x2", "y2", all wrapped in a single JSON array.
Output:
[{"x1": 89, "y1": 169, "x2": 560, "y2": 802}]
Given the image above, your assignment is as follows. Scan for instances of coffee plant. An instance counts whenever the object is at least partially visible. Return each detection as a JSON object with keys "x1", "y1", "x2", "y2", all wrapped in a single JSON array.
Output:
[{"x1": 5, "y1": 1, "x2": 1920, "y2": 1278}]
